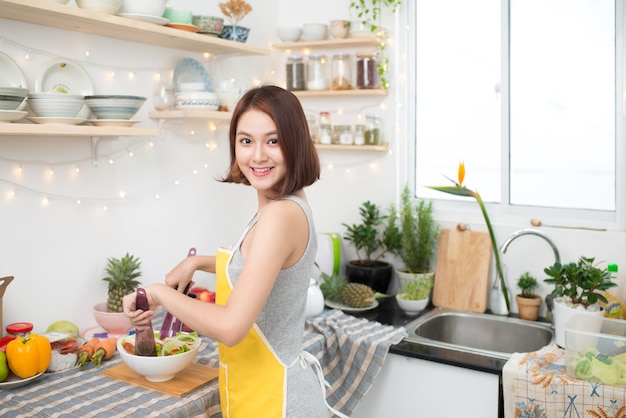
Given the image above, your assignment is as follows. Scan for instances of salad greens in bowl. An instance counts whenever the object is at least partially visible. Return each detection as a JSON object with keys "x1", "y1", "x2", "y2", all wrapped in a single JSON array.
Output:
[{"x1": 117, "y1": 332, "x2": 201, "y2": 382}]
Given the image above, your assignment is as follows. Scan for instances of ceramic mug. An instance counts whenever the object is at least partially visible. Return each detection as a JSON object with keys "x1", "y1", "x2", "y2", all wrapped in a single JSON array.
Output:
[{"x1": 162, "y1": 7, "x2": 192, "y2": 24}]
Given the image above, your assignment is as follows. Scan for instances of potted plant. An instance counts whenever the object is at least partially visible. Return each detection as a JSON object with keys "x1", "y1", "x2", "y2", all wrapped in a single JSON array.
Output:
[
  {"x1": 386, "y1": 184, "x2": 439, "y2": 290},
  {"x1": 515, "y1": 272, "x2": 541, "y2": 321},
  {"x1": 395, "y1": 274, "x2": 433, "y2": 316},
  {"x1": 544, "y1": 256, "x2": 617, "y2": 346},
  {"x1": 218, "y1": 0, "x2": 253, "y2": 43},
  {"x1": 342, "y1": 200, "x2": 396, "y2": 293},
  {"x1": 93, "y1": 253, "x2": 142, "y2": 337},
  {"x1": 349, "y1": 0, "x2": 402, "y2": 89}
]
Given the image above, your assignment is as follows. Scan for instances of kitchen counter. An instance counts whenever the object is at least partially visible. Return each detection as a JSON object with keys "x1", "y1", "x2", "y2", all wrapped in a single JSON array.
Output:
[
  {"x1": 503, "y1": 343, "x2": 626, "y2": 418},
  {"x1": 0, "y1": 309, "x2": 406, "y2": 418}
]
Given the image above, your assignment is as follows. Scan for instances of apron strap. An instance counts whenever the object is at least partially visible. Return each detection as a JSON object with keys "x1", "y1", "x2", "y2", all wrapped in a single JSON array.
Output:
[{"x1": 299, "y1": 351, "x2": 351, "y2": 418}]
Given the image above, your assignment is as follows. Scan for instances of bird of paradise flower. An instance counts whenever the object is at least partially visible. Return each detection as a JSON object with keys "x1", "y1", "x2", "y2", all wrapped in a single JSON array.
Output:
[{"x1": 428, "y1": 161, "x2": 511, "y2": 312}]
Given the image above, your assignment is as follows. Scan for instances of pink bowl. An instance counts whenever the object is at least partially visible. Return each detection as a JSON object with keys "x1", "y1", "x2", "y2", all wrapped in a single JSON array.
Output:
[{"x1": 93, "y1": 302, "x2": 132, "y2": 337}]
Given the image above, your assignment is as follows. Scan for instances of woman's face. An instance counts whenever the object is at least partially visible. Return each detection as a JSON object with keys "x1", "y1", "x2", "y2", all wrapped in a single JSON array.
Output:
[{"x1": 235, "y1": 109, "x2": 286, "y2": 194}]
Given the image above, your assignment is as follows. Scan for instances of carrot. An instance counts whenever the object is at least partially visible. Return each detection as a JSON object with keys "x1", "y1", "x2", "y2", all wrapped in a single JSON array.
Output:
[
  {"x1": 76, "y1": 338, "x2": 100, "y2": 370},
  {"x1": 90, "y1": 337, "x2": 117, "y2": 367}
]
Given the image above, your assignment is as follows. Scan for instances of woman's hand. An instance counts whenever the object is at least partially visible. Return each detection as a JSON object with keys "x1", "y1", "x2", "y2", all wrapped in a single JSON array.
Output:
[
  {"x1": 165, "y1": 256, "x2": 198, "y2": 292},
  {"x1": 122, "y1": 285, "x2": 160, "y2": 328}
]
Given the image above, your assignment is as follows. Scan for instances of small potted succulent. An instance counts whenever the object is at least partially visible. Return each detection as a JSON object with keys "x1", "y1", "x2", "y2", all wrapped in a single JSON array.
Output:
[
  {"x1": 395, "y1": 275, "x2": 433, "y2": 316},
  {"x1": 515, "y1": 272, "x2": 541, "y2": 321},
  {"x1": 544, "y1": 256, "x2": 617, "y2": 346},
  {"x1": 218, "y1": 0, "x2": 253, "y2": 42},
  {"x1": 342, "y1": 200, "x2": 397, "y2": 293}
]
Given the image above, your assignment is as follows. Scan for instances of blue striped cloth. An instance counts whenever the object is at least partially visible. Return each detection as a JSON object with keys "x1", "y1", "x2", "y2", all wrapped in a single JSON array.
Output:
[{"x1": 0, "y1": 309, "x2": 406, "y2": 418}]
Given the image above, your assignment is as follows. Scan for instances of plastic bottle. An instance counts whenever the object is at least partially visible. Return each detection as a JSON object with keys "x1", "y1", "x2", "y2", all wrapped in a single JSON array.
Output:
[{"x1": 319, "y1": 111, "x2": 332, "y2": 145}]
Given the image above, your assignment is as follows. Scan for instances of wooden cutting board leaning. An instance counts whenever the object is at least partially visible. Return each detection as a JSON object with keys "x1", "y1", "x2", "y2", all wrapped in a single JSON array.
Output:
[{"x1": 431, "y1": 228, "x2": 492, "y2": 313}]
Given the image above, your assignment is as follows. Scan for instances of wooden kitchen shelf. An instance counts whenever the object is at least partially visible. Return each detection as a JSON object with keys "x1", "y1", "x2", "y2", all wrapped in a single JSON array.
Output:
[
  {"x1": 273, "y1": 37, "x2": 380, "y2": 50},
  {"x1": 315, "y1": 142, "x2": 389, "y2": 152},
  {"x1": 0, "y1": 0, "x2": 269, "y2": 56},
  {"x1": 0, "y1": 123, "x2": 159, "y2": 137},
  {"x1": 292, "y1": 89, "x2": 387, "y2": 98},
  {"x1": 148, "y1": 109, "x2": 232, "y2": 121}
]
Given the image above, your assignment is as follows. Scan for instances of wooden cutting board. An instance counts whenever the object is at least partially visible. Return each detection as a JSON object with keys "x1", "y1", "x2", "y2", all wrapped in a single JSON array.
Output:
[
  {"x1": 102, "y1": 362, "x2": 218, "y2": 397},
  {"x1": 432, "y1": 228, "x2": 492, "y2": 313}
]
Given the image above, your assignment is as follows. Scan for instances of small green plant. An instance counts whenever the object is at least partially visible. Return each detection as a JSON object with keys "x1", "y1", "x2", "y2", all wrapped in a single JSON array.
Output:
[
  {"x1": 516, "y1": 272, "x2": 539, "y2": 299},
  {"x1": 342, "y1": 201, "x2": 397, "y2": 266},
  {"x1": 398, "y1": 275, "x2": 433, "y2": 301},
  {"x1": 543, "y1": 256, "x2": 617, "y2": 308},
  {"x1": 386, "y1": 185, "x2": 439, "y2": 274}
]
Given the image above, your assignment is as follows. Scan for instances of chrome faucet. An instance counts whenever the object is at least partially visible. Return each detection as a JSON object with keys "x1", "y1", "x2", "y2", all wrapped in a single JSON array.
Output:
[{"x1": 500, "y1": 229, "x2": 560, "y2": 264}]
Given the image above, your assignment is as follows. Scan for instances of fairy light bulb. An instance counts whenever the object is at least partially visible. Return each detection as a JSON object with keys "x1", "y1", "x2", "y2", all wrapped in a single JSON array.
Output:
[
  {"x1": 108, "y1": 158, "x2": 114, "y2": 165},
  {"x1": 76, "y1": 199, "x2": 81, "y2": 205},
  {"x1": 84, "y1": 50, "x2": 90, "y2": 57},
  {"x1": 128, "y1": 150, "x2": 134, "y2": 157},
  {"x1": 42, "y1": 197, "x2": 49, "y2": 206},
  {"x1": 128, "y1": 71, "x2": 135, "y2": 80}
]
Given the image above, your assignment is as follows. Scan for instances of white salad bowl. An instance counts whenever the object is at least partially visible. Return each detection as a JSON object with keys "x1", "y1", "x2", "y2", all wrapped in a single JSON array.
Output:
[{"x1": 117, "y1": 334, "x2": 201, "y2": 382}]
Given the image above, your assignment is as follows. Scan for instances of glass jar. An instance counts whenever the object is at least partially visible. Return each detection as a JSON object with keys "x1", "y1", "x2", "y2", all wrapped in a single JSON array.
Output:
[
  {"x1": 319, "y1": 111, "x2": 332, "y2": 145},
  {"x1": 306, "y1": 54, "x2": 327, "y2": 91},
  {"x1": 356, "y1": 52, "x2": 380, "y2": 89},
  {"x1": 364, "y1": 115, "x2": 382, "y2": 145},
  {"x1": 6, "y1": 322, "x2": 33, "y2": 337},
  {"x1": 286, "y1": 56, "x2": 305, "y2": 91},
  {"x1": 306, "y1": 112, "x2": 319, "y2": 143},
  {"x1": 332, "y1": 125, "x2": 353, "y2": 145},
  {"x1": 331, "y1": 53, "x2": 352, "y2": 90},
  {"x1": 354, "y1": 124, "x2": 365, "y2": 145}
]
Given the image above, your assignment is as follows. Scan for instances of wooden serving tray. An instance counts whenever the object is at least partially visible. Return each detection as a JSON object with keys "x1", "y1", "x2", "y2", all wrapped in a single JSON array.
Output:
[{"x1": 102, "y1": 362, "x2": 218, "y2": 397}]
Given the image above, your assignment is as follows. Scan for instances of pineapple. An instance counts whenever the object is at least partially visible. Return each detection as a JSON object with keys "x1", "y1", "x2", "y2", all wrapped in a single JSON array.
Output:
[
  {"x1": 102, "y1": 253, "x2": 142, "y2": 313},
  {"x1": 320, "y1": 272, "x2": 348, "y2": 302},
  {"x1": 341, "y1": 283, "x2": 375, "y2": 308}
]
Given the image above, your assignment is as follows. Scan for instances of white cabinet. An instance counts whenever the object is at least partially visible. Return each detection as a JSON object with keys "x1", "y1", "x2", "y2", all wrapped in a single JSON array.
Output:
[{"x1": 352, "y1": 353, "x2": 499, "y2": 418}]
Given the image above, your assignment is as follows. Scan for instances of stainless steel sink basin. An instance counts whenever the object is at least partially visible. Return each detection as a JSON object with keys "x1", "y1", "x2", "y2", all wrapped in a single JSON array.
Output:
[{"x1": 404, "y1": 307, "x2": 555, "y2": 359}]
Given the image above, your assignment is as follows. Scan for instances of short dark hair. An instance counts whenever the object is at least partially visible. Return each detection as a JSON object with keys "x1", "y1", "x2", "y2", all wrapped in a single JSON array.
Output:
[{"x1": 220, "y1": 84, "x2": 320, "y2": 198}]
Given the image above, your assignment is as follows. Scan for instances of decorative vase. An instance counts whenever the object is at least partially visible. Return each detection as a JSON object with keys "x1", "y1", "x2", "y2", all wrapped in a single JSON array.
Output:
[
  {"x1": 489, "y1": 271, "x2": 510, "y2": 316},
  {"x1": 553, "y1": 297, "x2": 605, "y2": 347},
  {"x1": 218, "y1": 25, "x2": 250, "y2": 43},
  {"x1": 515, "y1": 294, "x2": 541, "y2": 321},
  {"x1": 346, "y1": 260, "x2": 393, "y2": 293}
]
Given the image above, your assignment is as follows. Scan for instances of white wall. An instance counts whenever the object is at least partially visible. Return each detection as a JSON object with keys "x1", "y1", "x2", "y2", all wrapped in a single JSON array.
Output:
[{"x1": 0, "y1": 0, "x2": 624, "y2": 334}]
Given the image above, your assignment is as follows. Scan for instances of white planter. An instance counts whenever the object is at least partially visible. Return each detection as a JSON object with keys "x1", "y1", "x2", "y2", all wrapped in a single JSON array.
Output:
[
  {"x1": 396, "y1": 270, "x2": 434, "y2": 292},
  {"x1": 553, "y1": 297, "x2": 604, "y2": 347},
  {"x1": 396, "y1": 294, "x2": 429, "y2": 316}
]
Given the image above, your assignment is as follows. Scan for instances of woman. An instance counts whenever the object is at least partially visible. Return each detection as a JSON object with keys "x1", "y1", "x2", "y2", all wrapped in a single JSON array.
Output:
[{"x1": 123, "y1": 85, "x2": 343, "y2": 417}]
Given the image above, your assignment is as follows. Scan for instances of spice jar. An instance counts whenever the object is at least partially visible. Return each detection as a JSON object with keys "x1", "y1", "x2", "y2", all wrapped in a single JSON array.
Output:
[
  {"x1": 331, "y1": 53, "x2": 352, "y2": 90},
  {"x1": 356, "y1": 52, "x2": 380, "y2": 89},
  {"x1": 6, "y1": 322, "x2": 33, "y2": 337},
  {"x1": 364, "y1": 115, "x2": 382, "y2": 145},
  {"x1": 332, "y1": 125, "x2": 353, "y2": 145},
  {"x1": 354, "y1": 124, "x2": 365, "y2": 145},
  {"x1": 319, "y1": 111, "x2": 332, "y2": 145},
  {"x1": 286, "y1": 56, "x2": 305, "y2": 91},
  {"x1": 306, "y1": 54, "x2": 327, "y2": 91}
]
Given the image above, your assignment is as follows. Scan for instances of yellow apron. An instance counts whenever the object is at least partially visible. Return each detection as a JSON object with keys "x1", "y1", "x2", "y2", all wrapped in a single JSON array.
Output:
[{"x1": 216, "y1": 248, "x2": 287, "y2": 418}]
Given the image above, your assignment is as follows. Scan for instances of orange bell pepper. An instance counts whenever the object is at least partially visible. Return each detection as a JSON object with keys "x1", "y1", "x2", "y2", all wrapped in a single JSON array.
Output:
[{"x1": 6, "y1": 334, "x2": 52, "y2": 378}]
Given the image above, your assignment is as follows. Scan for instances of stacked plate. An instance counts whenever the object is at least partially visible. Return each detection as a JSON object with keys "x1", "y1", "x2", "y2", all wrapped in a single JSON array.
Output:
[{"x1": 0, "y1": 52, "x2": 28, "y2": 123}]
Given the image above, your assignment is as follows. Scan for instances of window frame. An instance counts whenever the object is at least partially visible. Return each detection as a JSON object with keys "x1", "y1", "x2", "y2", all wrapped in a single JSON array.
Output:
[{"x1": 405, "y1": 0, "x2": 626, "y2": 232}]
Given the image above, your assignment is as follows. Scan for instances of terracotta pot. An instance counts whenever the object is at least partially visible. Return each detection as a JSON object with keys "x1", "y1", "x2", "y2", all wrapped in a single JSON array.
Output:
[
  {"x1": 515, "y1": 294, "x2": 541, "y2": 321},
  {"x1": 346, "y1": 260, "x2": 393, "y2": 293}
]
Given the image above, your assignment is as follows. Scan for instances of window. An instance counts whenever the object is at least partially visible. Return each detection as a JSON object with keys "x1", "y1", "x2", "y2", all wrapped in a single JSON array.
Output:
[{"x1": 410, "y1": 0, "x2": 622, "y2": 228}]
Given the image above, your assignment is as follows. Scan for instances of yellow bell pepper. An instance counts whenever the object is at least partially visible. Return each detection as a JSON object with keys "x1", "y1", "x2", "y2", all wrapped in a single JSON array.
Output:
[{"x1": 6, "y1": 334, "x2": 52, "y2": 379}]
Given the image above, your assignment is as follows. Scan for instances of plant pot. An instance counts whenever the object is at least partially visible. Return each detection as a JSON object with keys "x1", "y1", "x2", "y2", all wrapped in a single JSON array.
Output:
[
  {"x1": 218, "y1": 25, "x2": 250, "y2": 43},
  {"x1": 515, "y1": 294, "x2": 541, "y2": 321},
  {"x1": 346, "y1": 260, "x2": 393, "y2": 293},
  {"x1": 553, "y1": 297, "x2": 605, "y2": 347},
  {"x1": 396, "y1": 270, "x2": 434, "y2": 292},
  {"x1": 396, "y1": 293, "x2": 428, "y2": 316}
]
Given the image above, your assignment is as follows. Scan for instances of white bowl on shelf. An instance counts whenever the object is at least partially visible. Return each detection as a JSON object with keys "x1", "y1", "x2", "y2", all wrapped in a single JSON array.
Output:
[
  {"x1": 301, "y1": 23, "x2": 328, "y2": 41},
  {"x1": 117, "y1": 0, "x2": 168, "y2": 17},
  {"x1": 84, "y1": 95, "x2": 146, "y2": 120},
  {"x1": 277, "y1": 26, "x2": 302, "y2": 42},
  {"x1": 175, "y1": 91, "x2": 219, "y2": 110},
  {"x1": 75, "y1": 0, "x2": 122, "y2": 14},
  {"x1": 27, "y1": 93, "x2": 84, "y2": 118}
]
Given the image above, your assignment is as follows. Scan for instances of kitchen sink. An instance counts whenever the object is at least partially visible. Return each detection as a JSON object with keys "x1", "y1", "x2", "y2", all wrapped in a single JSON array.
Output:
[{"x1": 404, "y1": 307, "x2": 554, "y2": 359}]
